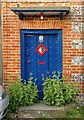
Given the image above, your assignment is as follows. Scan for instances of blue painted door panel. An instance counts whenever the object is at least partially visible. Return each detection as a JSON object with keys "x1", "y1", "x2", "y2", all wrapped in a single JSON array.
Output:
[
  {"x1": 36, "y1": 35, "x2": 48, "y2": 99},
  {"x1": 21, "y1": 30, "x2": 62, "y2": 100},
  {"x1": 25, "y1": 35, "x2": 37, "y2": 82}
]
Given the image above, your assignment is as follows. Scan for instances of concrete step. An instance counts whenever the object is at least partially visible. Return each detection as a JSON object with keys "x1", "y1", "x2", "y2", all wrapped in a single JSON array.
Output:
[{"x1": 17, "y1": 101, "x2": 76, "y2": 118}]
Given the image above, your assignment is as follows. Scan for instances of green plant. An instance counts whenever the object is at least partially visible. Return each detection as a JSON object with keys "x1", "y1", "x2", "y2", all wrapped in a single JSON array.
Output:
[
  {"x1": 66, "y1": 106, "x2": 84, "y2": 118},
  {"x1": 43, "y1": 72, "x2": 78, "y2": 106},
  {"x1": 7, "y1": 77, "x2": 38, "y2": 113},
  {"x1": 63, "y1": 83, "x2": 78, "y2": 104},
  {"x1": 22, "y1": 80, "x2": 38, "y2": 106}
]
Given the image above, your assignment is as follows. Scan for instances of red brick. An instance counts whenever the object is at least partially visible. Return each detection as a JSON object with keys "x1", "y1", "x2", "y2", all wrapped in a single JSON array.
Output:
[{"x1": 2, "y1": 2, "x2": 84, "y2": 93}]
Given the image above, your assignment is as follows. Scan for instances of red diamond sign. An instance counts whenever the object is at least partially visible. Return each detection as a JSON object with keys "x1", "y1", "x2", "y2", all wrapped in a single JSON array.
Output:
[{"x1": 36, "y1": 43, "x2": 48, "y2": 56}]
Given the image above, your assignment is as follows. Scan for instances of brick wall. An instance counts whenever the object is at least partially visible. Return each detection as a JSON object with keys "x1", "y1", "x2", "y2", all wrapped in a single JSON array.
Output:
[
  {"x1": 2, "y1": 1, "x2": 84, "y2": 93},
  {"x1": 0, "y1": 1, "x2": 2, "y2": 85}
]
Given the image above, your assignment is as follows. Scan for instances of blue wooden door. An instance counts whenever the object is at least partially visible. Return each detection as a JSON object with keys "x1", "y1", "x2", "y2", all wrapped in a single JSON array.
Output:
[{"x1": 21, "y1": 30, "x2": 62, "y2": 100}]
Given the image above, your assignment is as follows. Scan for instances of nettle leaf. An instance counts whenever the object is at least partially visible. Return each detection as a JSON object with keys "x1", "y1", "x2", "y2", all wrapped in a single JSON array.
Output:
[
  {"x1": 43, "y1": 72, "x2": 78, "y2": 106},
  {"x1": 7, "y1": 78, "x2": 38, "y2": 113}
]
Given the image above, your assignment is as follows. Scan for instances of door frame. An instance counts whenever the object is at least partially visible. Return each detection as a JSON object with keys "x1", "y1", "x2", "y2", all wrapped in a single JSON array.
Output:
[{"x1": 20, "y1": 29, "x2": 62, "y2": 80}]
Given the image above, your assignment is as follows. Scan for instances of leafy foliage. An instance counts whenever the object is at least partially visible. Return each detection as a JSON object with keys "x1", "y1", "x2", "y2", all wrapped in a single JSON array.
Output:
[
  {"x1": 43, "y1": 72, "x2": 78, "y2": 106},
  {"x1": 66, "y1": 106, "x2": 84, "y2": 118},
  {"x1": 7, "y1": 77, "x2": 38, "y2": 113}
]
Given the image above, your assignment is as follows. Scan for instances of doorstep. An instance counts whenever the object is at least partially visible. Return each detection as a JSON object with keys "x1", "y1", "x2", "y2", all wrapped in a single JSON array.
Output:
[{"x1": 13, "y1": 101, "x2": 76, "y2": 119}]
